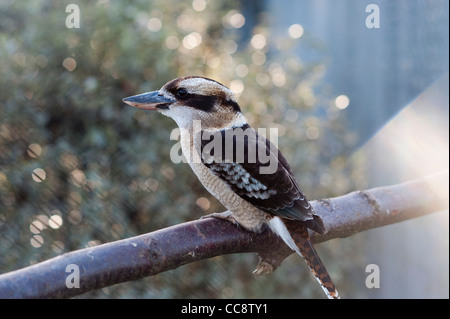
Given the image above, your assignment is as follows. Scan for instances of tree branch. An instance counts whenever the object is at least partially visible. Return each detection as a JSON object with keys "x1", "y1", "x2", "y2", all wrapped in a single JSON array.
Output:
[{"x1": 0, "y1": 171, "x2": 447, "y2": 298}]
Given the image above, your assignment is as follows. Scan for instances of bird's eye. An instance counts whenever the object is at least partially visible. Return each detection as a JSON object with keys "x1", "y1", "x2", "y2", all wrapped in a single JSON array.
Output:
[{"x1": 176, "y1": 88, "x2": 188, "y2": 98}]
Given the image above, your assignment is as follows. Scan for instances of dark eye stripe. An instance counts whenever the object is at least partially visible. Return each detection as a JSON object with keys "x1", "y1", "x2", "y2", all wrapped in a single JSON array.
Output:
[
  {"x1": 183, "y1": 94, "x2": 217, "y2": 112},
  {"x1": 182, "y1": 94, "x2": 241, "y2": 113}
]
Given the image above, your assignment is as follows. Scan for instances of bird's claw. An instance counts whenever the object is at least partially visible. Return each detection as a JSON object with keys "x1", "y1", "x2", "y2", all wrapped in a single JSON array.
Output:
[
  {"x1": 253, "y1": 261, "x2": 275, "y2": 277},
  {"x1": 200, "y1": 210, "x2": 240, "y2": 228}
]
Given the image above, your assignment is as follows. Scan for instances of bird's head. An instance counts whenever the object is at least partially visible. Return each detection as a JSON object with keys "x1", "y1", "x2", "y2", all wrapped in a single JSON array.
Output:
[{"x1": 123, "y1": 76, "x2": 245, "y2": 130}]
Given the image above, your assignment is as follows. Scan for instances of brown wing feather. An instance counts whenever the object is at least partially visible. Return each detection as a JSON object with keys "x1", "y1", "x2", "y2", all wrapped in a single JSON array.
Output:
[{"x1": 200, "y1": 124, "x2": 325, "y2": 233}]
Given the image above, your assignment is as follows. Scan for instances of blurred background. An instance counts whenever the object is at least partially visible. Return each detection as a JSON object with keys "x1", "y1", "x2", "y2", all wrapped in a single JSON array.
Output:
[{"x1": 0, "y1": 0, "x2": 448, "y2": 298}]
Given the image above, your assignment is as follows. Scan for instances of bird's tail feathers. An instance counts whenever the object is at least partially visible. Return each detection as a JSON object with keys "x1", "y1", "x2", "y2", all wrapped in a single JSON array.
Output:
[{"x1": 281, "y1": 219, "x2": 340, "y2": 299}]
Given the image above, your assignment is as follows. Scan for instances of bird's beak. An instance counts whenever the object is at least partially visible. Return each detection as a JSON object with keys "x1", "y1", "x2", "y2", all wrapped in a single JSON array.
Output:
[{"x1": 122, "y1": 91, "x2": 174, "y2": 110}]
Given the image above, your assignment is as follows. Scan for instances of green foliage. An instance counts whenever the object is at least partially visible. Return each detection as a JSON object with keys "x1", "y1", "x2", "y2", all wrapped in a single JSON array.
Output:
[{"x1": 0, "y1": 0, "x2": 365, "y2": 298}]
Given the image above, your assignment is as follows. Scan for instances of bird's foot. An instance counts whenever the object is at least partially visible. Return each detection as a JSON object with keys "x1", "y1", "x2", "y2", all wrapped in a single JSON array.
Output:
[
  {"x1": 253, "y1": 261, "x2": 275, "y2": 277},
  {"x1": 200, "y1": 210, "x2": 240, "y2": 227}
]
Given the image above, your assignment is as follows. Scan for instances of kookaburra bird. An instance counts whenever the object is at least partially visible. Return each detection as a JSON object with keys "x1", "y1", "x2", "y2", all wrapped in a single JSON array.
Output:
[{"x1": 123, "y1": 76, "x2": 339, "y2": 299}]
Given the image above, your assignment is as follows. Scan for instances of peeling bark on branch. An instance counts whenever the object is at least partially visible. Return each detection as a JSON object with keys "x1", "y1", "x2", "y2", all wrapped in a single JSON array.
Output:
[{"x1": 0, "y1": 171, "x2": 447, "y2": 298}]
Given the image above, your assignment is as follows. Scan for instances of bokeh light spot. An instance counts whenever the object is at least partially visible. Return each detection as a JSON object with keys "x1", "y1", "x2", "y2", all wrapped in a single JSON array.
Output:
[
  {"x1": 62, "y1": 57, "x2": 76, "y2": 72},
  {"x1": 235, "y1": 64, "x2": 249, "y2": 77},
  {"x1": 27, "y1": 143, "x2": 42, "y2": 158},
  {"x1": 335, "y1": 95, "x2": 350, "y2": 109},
  {"x1": 229, "y1": 12, "x2": 245, "y2": 28},
  {"x1": 30, "y1": 235, "x2": 44, "y2": 248},
  {"x1": 165, "y1": 35, "x2": 179, "y2": 50},
  {"x1": 30, "y1": 220, "x2": 44, "y2": 234},
  {"x1": 32, "y1": 168, "x2": 46, "y2": 183},
  {"x1": 192, "y1": 0, "x2": 206, "y2": 12},
  {"x1": 288, "y1": 24, "x2": 304, "y2": 39},
  {"x1": 183, "y1": 32, "x2": 202, "y2": 49},
  {"x1": 71, "y1": 169, "x2": 86, "y2": 187},
  {"x1": 147, "y1": 18, "x2": 162, "y2": 32},
  {"x1": 48, "y1": 215, "x2": 63, "y2": 229},
  {"x1": 252, "y1": 51, "x2": 266, "y2": 65},
  {"x1": 251, "y1": 34, "x2": 266, "y2": 50},
  {"x1": 306, "y1": 126, "x2": 320, "y2": 140},
  {"x1": 196, "y1": 197, "x2": 210, "y2": 211},
  {"x1": 229, "y1": 79, "x2": 244, "y2": 94}
]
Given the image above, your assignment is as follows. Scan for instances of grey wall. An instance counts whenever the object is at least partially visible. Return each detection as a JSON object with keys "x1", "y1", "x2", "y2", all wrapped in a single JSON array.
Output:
[{"x1": 266, "y1": 0, "x2": 449, "y2": 145}]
